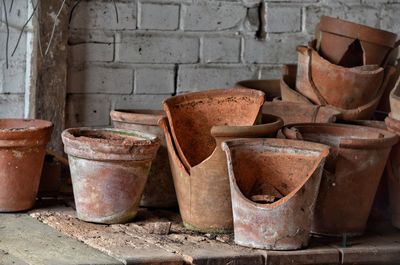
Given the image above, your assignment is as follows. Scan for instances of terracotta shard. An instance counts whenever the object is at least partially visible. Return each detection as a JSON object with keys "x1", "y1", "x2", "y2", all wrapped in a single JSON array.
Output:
[
  {"x1": 316, "y1": 16, "x2": 398, "y2": 67},
  {"x1": 110, "y1": 109, "x2": 177, "y2": 208},
  {"x1": 222, "y1": 138, "x2": 329, "y2": 250},
  {"x1": 235, "y1": 79, "x2": 281, "y2": 101},
  {"x1": 62, "y1": 128, "x2": 160, "y2": 224},
  {"x1": 0, "y1": 119, "x2": 53, "y2": 212},
  {"x1": 159, "y1": 113, "x2": 283, "y2": 233},
  {"x1": 282, "y1": 123, "x2": 398, "y2": 236}
]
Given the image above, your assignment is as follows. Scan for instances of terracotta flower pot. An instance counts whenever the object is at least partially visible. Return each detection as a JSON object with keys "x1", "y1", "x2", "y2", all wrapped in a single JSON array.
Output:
[
  {"x1": 110, "y1": 109, "x2": 177, "y2": 208},
  {"x1": 389, "y1": 77, "x2": 400, "y2": 120},
  {"x1": 163, "y1": 88, "x2": 265, "y2": 170},
  {"x1": 159, "y1": 114, "x2": 283, "y2": 233},
  {"x1": 0, "y1": 119, "x2": 53, "y2": 212},
  {"x1": 316, "y1": 16, "x2": 398, "y2": 67},
  {"x1": 262, "y1": 101, "x2": 339, "y2": 125},
  {"x1": 235, "y1": 79, "x2": 281, "y2": 101},
  {"x1": 62, "y1": 128, "x2": 160, "y2": 224},
  {"x1": 222, "y1": 138, "x2": 329, "y2": 250},
  {"x1": 282, "y1": 123, "x2": 398, "y2": 236},
  {"x1": 296, "y1": 45, "x2": 384, "y2": 109},
  {"x1": 282, "y1": 64, "x2": 396, "y2": 121},
  {"x1": 384, "y1": 115, "x2": 400, "y2": 228}
]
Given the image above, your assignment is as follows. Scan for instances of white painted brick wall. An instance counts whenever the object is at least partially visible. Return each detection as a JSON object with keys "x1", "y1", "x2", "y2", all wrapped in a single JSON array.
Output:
[{"x1": 65, "y1": 0, "x2": 400, "y2": 127}]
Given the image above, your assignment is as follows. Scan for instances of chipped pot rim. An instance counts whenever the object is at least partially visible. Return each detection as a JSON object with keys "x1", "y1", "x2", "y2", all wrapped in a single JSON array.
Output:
[
  {"x1": 283, "y1": 123, "x2": 398, "y2": 149},
  {"x1": 62, "y1": 127, "x2": 160, "y2": 161},
  {"x1": 110, "y1": 109, "x2": 165, "y2": 126},
  {"x1": 222, "y1": 138, "x2": 329, "y2": 209},
  {"x1": 262, "y1": 100, "x2": 341, "y2": 116},
  {"x1": 319, "y1": 16, "x2": 398, "y2": 48}
]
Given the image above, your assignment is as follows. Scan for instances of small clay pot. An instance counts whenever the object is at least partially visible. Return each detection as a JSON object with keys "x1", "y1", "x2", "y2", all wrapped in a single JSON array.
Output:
[
  {"x1": 317, "y1": 16, "x2": 398, "y2": 67},
  {"x1": 159, "y1": 114, "x2": 283, "y2": 233},
  {"x1": 163, "y1": 88, "x2": 265, "y2": 170},
  {"x1": 235, "y1": 79, "x2": 281, "y2": 101},
  {"x1": 222, "y1": 138, "x2": 329, "y2": 250},
  {"x1": 282, "y1": 123, "x2": 398, "y2": 236},
  {"x1": 296, "y1": 45, "x2": 384, "y2": 109},
  {"x1": 0, "y1": 119, "x2": 53, "y2": 212},
  {"x1": 110, "y1": 109, "x2": 177, "y2": 208},
  {"x1": 262, "y1": 101, "x2": 339, "y2": 124},
  {"x1": 62, "y1": 128, "x2": 160, "y2": 224},
  {"x1": 385, "y1": 115, "x2": 400, "y2": 228}
]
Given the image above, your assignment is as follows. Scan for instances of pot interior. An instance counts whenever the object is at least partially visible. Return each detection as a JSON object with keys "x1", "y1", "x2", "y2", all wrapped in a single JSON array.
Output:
[
  {"x1": 71, "y1": 129, "x2": 154, "y2": 145},
  {"x1": 236, "y1": 80, "x2": 281, "y2": 100}
]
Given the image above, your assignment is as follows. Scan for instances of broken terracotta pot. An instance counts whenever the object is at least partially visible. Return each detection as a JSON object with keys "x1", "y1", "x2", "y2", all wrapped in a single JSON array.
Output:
[
  {"x1": 262, "y1": 101, "x2": 339, "y2": 124},
  {"x1": 62, "y1": 128, "x2": 160, "y2": 224},
  {"x1": 235, "y1": 79, "x2": 281, "y2": 101},
  {"x1": 389, "y1": 77, "x2": 400, "y2": 120},
  {"x1": 384, "y1": 115, "x2": 400, "y2": 228},
  {"x1": 0, "y1": 119, "x2": 53, "y2": 212},
  {"x1": 110, "y1": 109, "x2": 177, "y2": 208},
  {"x1": 282, "y1": 123, "x2": 398, "y2": 236},
  {"x1": 159, "y1": 113, "x2": 283, "y2": 232},
  {"x1": 163, "y1": 88, "x2": 265, "y2": 171},
  {"x1": 282, "y1": 64, "x2": 396, "y2": 121},
  {"x1": 222, "y1": 138, "x2": 329, "y2": 250},
  {"x1": 316, "y1": 16, "x2": 398, "y2": 67},
  {"x1": 296, "y1": 45, "x2": 384, "y2": 109}
]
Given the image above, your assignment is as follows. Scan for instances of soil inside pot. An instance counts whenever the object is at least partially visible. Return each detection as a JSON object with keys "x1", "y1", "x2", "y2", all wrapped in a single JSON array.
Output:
[
  {"x1": 0, "y1": 119, "x2": 52, "y2": 131},
  {"x1": 72, "y1": 130, "x2": 154, "y2": 146}
]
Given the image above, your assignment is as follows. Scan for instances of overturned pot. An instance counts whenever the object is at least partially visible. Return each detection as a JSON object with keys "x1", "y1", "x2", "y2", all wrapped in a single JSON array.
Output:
[
  {"x1": 282, "y1": 123, "x2": 398, "y2": 236},
  {"x1": 316, "y1": 16, "x2": 398, "y2": 67},
  {"x1": 222, "y1": 138, "x2": 329, "y2": 250},
  {"x1": 110, "y1": 109, "x2": 177, "y2": 208},
  {"x1": 0, "y1": 119, "x2": 53, "y2": 212},
  {"x1": 62, "y1": 128, "x2": 160, "y2": 224},
  {"x1": 159, "y1": 113, "x2": 283, "y2": 233},
  {"x1": 235, "y1": 79, "x2": 281, "y2": 101}
]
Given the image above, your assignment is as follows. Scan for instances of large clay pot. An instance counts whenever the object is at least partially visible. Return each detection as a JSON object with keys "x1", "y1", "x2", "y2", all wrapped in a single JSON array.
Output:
[
  {"x1": 282, "y1": 123, "x2": 398, "y2": 236},
  {"x1": 316, "y1": 16, "x2": 398, "y2": 67},
  {"x1": 159, "y1": 113, "x2": 283, "y2": 232},
  {"x1": 281, "y1": 64, "x2": 396, "y2": 121},
  {"x1": 262, "y1": 101, "x2": 339, "y2": 125},
  {"x1": 222, "y1": 138, "x2": 329, "y2": 250},
  {"x1": 62, "y1": 128, "x2": 160, "y2": 224},
  {"x1": 163, "y1": 88, "x2": 265, "y2": 170},
  {"x1": 110, "y1": 109, "x2": 177, "y2": 208},
  {"x1": 384, "y1": 115, "x2": 400, "y2": 228},
  {"x1": 235, "y1": 79, "x2": 281, "y2": 101},
  {"x1": 296, "y1": 45, "x2": 384, "y2": 109},
  {"x1": 0, "y1": 119, "x2": 53, "y2": 212}
]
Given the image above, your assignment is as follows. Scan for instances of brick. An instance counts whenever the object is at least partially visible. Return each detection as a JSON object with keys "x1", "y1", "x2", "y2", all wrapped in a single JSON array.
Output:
[
  {"x1": 182, "y1": 3, "x2": 247, "y2": 31},
  {"x1": 381, "y1": 4, "x2": 400, "y2": 35},
  {"x1": 0, "y1": 60, "x2": 26, "y2": 94},
  {"x1": 304, "y1": 5, "x2": 346, "y2": 35},
  {"x1": 265, "y1": 5, "x2": 302, "y2": 33},
  {"x1": 112, "y1": 94, "x2": 169, "y2": 110},
  {"x1": 69, "y1": 42, "x2": 114, "y2": 63},
  {"x1": 70, "y1": 0, "x2": 136, "y2": 30},
  {"x1": 68, "y1": 65, "x2": 133, "y2": 94},
  {"x1": 0, "y1": 30, "x2": 27, "y2": 61},
  {"x1": 244, "y1": 34, "x2": 309, "y2": 64},
  {"x1": 243, "y1": 7, "x2": 260, "y2": 32},
  {"x1": 117, "y1": 32, "x2": 199, "y2": 63},
  {"x1": 139, "y1": 3, "x2": 180, "y2": 30},
  {"x1": 66, "y1": 94, "x2": 111, "y2": 127},
  {"x1": 202, "y1": 36, "x2": 241, "y2": 63},
  {"x1": 1, "y1": 0, "x2": 28, "y2": 28},
  {"x1": 0, "y1": 94, "x2": 24, "y2": 118},
  {"x1": 135, "y1": 67, "x2": 175, "y2": 94},
  {"x1": 343, "y1": 5, "x2": 380, "y2": 28},
  {"x1": 177, "y1": 64, "x2": 258, "y2": 92}
]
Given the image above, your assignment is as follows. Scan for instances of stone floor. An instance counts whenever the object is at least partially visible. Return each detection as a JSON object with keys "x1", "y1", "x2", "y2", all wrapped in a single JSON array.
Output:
[{"x1": 1, "y1": 199, "x2": 400, "y2": 265}]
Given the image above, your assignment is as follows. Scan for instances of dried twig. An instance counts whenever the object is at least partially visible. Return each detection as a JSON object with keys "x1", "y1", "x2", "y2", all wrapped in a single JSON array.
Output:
[
  {"x1": 112, "y1": 0, "x2": 119, "y2": 23},
  {"x1": 2, "y1": 0, "x2": 9, "y2": 68},
  {"x1": 8, "y1": 0, "x2": 13, "y2": 13},
  {"x1": 11, "y1": 0, "x2": 38, "y2": 57},
  {"x1": 44, "y1": 0, "x2": 66, "y2": 56}
]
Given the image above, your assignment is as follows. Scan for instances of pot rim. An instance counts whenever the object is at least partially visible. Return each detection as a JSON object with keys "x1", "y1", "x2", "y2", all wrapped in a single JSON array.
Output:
[
  {"x1": 62, "y1": 127, "x2": 160, "y2": 161},
  {"x1": 110, "y1": 109, "x2": 165, "y2": 126},
  {"x1": 283, "y1": 123, "x2": 398, "y2": 149},
  {"x1": 0, "y1": 119, "x2": 53, "y2": 137},
  {"x1": 210, "y1": 114, "x2": 283, "y2": 137},
  {"x1": 386, "y1": 114, "x2": 400, "y2": 133},
  {"x1": 319, "y1": 16, "x2": 398, "y2": 48},
  {"x1": 262, "y1": 100, "x2": 341, "y2": 116},
  {"x1": 222, "y1": 138, "x2": 329, "y2": 209}
]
